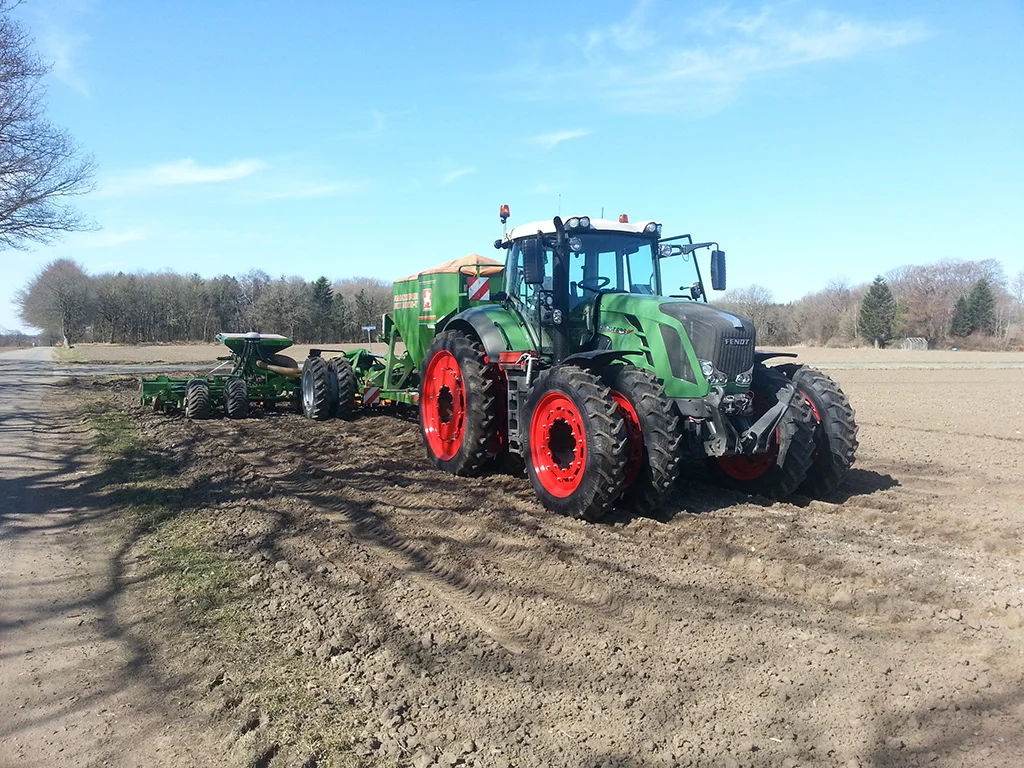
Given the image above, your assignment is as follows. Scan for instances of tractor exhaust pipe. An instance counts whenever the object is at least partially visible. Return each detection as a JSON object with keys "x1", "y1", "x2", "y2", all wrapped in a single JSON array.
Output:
[{"x1": 551, "y1": 215, "x2": 569, "y2": 364}]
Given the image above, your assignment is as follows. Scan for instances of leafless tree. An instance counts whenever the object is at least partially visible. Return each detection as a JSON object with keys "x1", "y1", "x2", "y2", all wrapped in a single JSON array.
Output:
[
  {"x1": 16, "y1": 258, "x2": 93, "y2": 346},
  {"x1": 0, "y1": 3, "x2": 95, "y2": 249}
]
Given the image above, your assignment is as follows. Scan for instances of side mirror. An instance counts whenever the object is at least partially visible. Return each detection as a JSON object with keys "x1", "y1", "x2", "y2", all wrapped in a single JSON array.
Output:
[
  {"x1": 522, "y1": 237, "x2": 545, "y2": 285},
  {"x1": 710, "y1": 250, "x2": 726, "y2": 291}
]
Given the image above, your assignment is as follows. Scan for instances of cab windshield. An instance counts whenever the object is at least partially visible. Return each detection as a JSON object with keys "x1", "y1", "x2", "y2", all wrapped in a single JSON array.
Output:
[{"x1": 566, "y1": 234, "x2": 658, "y2": 302}]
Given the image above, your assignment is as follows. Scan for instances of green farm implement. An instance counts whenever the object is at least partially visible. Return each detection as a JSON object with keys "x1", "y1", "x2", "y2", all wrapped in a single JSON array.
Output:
[
  {"x1": 299, "y1": 207, "x2": 860, "y2": 521},
  {"x1": 140, "y1": 332, "x2": 303, "y2": 418}
]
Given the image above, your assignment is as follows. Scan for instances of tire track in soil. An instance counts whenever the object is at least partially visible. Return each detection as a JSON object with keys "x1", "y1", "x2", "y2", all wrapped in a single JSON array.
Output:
[{"x1": 123, "y1": 394, "x2": 1024, "y2": 768}]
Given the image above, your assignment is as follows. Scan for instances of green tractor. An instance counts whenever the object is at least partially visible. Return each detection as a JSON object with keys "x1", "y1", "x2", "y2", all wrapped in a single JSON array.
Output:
[
  {"x1": 140, "y1": 332, "x2": 304, "y2": 418},
  {"x1": 305, "y1": 208, "x2": 859, "y2": 521}
]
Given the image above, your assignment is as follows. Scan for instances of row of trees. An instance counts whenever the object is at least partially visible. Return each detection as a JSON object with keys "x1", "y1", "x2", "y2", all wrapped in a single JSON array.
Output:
[
  {"x1": 15, "y1": 256, "x2": 1024, "y2": 349},
  {"x1": 16, "y1": 259, "x2": 392, "y2": 346},
  {"x1": 721, "y1": 258, "x2": 1024, "y2": 348}
]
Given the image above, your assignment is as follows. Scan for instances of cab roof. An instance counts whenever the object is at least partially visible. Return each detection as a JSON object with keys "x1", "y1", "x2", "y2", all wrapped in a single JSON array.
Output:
[{"x1": 506, "y1": 217, "x2": 659, "y2": 241}]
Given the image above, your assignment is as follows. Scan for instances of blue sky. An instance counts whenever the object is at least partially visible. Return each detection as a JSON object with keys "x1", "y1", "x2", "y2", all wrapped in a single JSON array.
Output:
[{"x1": 3, "y1": 0, "x2": 1023, "y2": 332}]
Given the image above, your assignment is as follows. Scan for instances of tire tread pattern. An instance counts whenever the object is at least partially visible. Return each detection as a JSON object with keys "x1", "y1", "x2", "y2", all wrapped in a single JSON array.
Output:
[
  {"x1": 524, "y1": 366, "x2": 628, "y2": 522},
  {"x1": 419, "y1": 331, "x2": 499, "y2": 477},
  {"x1": 225, "y1": 377, "x2": 249, "y2": 419},
  {"x1": 184, "y1": 379, "x2": 212, "y2": 420},
  {"x1": 606, "y1": 366, "x2": 682, "y2": 516}
]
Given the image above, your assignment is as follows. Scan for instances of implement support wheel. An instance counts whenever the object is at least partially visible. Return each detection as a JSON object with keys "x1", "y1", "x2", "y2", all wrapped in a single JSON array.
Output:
[
  {"x1": 184, "y1": 379, "x2": 212, "y2": 420},
  {"x1": 225, "y1": 377, "x2": 249, "y2": 419},
  {"x1": 329, "y1": 356, "x2": 357, "y2": 419},
  {"x1": 302, "y1": 356, "x2": 338, "y2": 421},
  {"x1": 522, "y1": 365, "x2": 628, "y2": 522}
]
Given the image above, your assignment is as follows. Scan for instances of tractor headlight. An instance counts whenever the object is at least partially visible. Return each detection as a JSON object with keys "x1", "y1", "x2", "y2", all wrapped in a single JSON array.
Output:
[
  {"x1": 699, "y1": 359, "x2": 715, "y2": 378},
  {"x1": 709, "y1": 372, "x2": 728, "y2": 385},
  {"x1": 569, "y1": 236, "x2": 583, "y2": 252},
  {"x1": 644, "y1": 222, "x2": 659, "y2": 234},
  {"x1": 567, "y1": 217, "x2": 580, "y2": 229},
  {"x1": 579, "y1": 216, "x2": 591, "y2": 228},
  {"x1": 735, "y1": 371, "x2": 753, "y2": 387}
]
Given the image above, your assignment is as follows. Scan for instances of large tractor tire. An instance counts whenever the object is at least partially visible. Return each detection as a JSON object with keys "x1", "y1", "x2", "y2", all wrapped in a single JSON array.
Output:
[
  {"x1": 774, "y1": 364, "x2": 859, "y2": 497},
  {"x1": 225, "y1": 377, "x2": 249, "y2": 419},
  {"x1": 419, "y1": 330, "x2": 499, "y2": 476},
  {"x1": 184, "y1": 379, "x2": 212, "y2": 420},
  {"x1": 709, "y1": 367, "x2": 816, "y2": 500},
  {"x1": 522, "y1": 366, "x2": 628, "y2": 522},
  {"x1": 301, "y1": 356, "x2": 338, "y2": 421},
  {"x1": 329, "y1": 356, "x2": 357, "y2": 419},
  {"x1": 605, "y1": 365, "x2": 682, "y2": 517}
]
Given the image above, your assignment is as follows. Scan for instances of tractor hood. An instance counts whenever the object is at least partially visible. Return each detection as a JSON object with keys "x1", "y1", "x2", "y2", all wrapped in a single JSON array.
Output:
[{"x1": 657, "y1": 300, "x2": 756, "y2": 376}]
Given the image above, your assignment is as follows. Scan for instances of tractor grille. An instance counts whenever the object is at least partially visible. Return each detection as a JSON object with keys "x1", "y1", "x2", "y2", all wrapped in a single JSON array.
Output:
[
  {"x1": 717, "y1": 332, "x2": 756, "y2": 375},
  {"x1": 658, "y1": 301, "x2": 756, "y2": 378}
]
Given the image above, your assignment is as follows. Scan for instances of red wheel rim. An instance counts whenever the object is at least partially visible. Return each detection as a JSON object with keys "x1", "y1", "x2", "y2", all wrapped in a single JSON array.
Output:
[
  {"x1": 530, "y1": 391, "x2": 587, "y2": 497},
  {"x1": 611, "y1": 390, "x2": 643, "y2": 488},
  {"x1": 717, "y1": 447, "x2": 777, "y2": 480},
  {"x1": 422, "y1": 350, "x2": 465, "y2": 461},
  {"x1": 717, "y1": 386, "x2": 778, "y2": 480}
]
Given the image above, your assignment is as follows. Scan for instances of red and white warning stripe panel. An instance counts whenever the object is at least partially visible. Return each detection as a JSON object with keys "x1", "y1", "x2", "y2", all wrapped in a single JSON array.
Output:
[
  {"x1": 467, "y1": 276, "x2": 490, "y2": 302},
  {"x1": 362, "y1": 386, "x2": 381, "y2": 407}
]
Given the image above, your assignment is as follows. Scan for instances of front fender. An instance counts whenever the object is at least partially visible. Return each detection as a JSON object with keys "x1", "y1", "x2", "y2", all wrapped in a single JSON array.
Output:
[{"x1": 439, "y1": 305, "x2": 532, "y2": 360}]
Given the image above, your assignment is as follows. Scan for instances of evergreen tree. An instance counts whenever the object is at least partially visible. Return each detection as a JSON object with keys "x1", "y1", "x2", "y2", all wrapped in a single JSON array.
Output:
[
  {"x1": 859, "y1": 276, "x2": 896, "y2": 347},
  {"x1": 950, "y1": 295, "x2": 972, "y2": 337},
  {"x1": 967, "y1": 276, "x2": 996, "y2": 335},
  {"x1": 311, "y1": 276, "x2": 333, "y2": 341}
]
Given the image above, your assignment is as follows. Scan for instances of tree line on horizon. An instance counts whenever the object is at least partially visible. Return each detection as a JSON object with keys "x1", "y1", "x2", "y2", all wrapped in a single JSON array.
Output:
[{"x1": 11, "y1": 256, "x2": 1024, "y2": 350}]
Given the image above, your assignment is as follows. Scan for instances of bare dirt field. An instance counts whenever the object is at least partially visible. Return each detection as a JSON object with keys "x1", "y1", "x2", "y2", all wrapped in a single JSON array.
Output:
[{"x1": 3, "y1": 350, "x2": 1023, "y2": 767}]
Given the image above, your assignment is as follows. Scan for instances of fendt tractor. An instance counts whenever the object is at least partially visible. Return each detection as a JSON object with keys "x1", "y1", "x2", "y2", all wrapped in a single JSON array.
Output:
[{"x1": 296, "y1": 207, "x2": 859, "y2": 521}]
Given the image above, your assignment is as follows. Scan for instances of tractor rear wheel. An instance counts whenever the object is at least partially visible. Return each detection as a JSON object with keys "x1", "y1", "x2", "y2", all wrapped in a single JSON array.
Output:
[
  {"x1": 419, "y1": 330, "x2": 498, "y2": 476},
  {"x1": 225, "y1": 377, "x2": 249, "y2": 419},
  {"x1": 605, "y1": 365, "x2": 682, "y2": 517},
  {"x1": 329, "y1": 356, "x2": 357, "y2": 419},
  {"x1": 523, "y1": 366, "x2": 628, "y2": 522},
  {"x1": 774, "y1": 364, "x2": 859, "y2": 497},
  {"x1": 710, "y1": 367, "x2": 816, "y2": 500},
  {"x1": 184, "y1": 380, "x2": 212, "y2": 420},
  {"x1": 302, "y1": 356, "x2": 338, "y2": 421}
]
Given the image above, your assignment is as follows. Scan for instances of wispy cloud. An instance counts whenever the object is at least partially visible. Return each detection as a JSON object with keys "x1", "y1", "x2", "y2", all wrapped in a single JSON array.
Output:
[
  {"x1": 441, "y1": 168, "x2": 476, "y2": 185},
  {"x1": 529, "y1": 129, "x2": 591, "y2": 150},
  {"x1": 98, "y1": 158, "x2": 267, "y2": 198},
  {"x1": 502, "y1": 3, "x2": 929, "y2": 113},
  {"x1": 260, "y1": 180, "x2": 369, "y2": 201},
  {"x1": 29, "y1": 0, "x2": 94, "y2": 96}
]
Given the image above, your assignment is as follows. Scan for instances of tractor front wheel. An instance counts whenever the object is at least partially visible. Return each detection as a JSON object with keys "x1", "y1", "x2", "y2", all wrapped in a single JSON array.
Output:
[
  {"x1": 605, "y1": 365, "x2": 682, "y2": 517},
  {"x1": 774, "y1": 364, "x2": 859, "y2": 497},
  {"x1": 302, "y1": 356, "x2": 338, "y2": 421},
  {"x1": 225, "y1": 377, "x2": 249, "y2": 419},
  {"x1": 185, "y1": 380, "x2": 212, "y2": 420},
  {"x1": 419, "y1": 330, "x2": 499, "y2": 476},
  {"x1": 523, "y1": 366, "x2": 628, "y2": 522},
  {"x1": 710, "y1": 367, "x2": 816, "y2": 500}
]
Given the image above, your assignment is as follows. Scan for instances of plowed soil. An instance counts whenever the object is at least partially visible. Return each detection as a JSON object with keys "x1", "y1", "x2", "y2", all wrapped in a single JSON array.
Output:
[
  {"x1": 3, "y1": 350, "x2": 1023, "y2": 767},
  {"x1": 106, "y1": 364, "x2": 1024, "y2": 767}
]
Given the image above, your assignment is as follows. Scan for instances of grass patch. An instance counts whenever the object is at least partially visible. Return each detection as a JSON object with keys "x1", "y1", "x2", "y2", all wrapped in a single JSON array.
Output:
[
  {"x1": 80, "y1": 392, "x2": 242, "y2": 629},
  {"x1": 56, "y1": 345, "x2": 86, "y2": 362}
]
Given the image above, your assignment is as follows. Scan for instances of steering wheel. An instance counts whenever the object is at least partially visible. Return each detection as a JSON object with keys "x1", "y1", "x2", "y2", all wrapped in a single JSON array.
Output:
[{"x1": 578, "y1": 276, "x2": 611, "y2": 291}]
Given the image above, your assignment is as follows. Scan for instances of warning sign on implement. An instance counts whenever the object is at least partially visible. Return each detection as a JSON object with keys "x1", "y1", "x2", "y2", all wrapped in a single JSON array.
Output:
[{"x1": 468, "y1": 276, "x2": 490, "y2": 302}]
